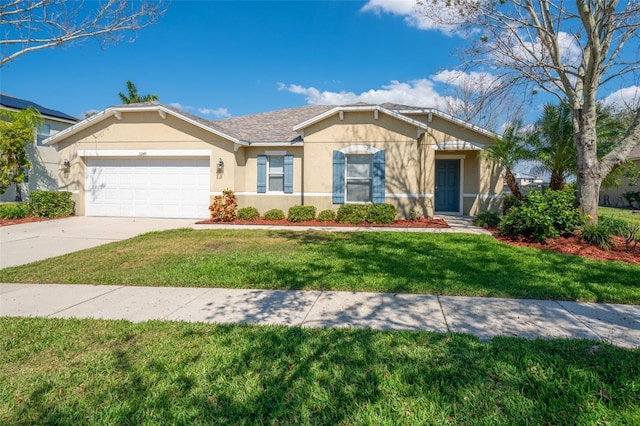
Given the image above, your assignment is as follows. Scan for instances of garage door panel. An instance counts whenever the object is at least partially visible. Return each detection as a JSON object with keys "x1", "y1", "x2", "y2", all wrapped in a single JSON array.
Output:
[{"x1": 85, "y1": 158, "x2": 211, "y2": 218}]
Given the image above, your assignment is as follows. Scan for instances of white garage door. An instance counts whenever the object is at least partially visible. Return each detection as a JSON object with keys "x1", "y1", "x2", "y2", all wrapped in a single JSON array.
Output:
[{"x1": 85, "y1": 158, "x2": 211, "y2": 218}]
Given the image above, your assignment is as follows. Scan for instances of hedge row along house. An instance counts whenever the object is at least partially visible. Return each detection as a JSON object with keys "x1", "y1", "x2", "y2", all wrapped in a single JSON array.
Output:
[{"x1": 44, "y1": 102, "x2": 503, "y2": 219}]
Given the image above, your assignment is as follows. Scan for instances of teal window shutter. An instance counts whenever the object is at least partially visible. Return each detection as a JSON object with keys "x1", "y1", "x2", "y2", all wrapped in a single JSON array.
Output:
[
  {"x1": 257, "y1": 155, "x2": 267, "y2": 193},
  {"x1": 284, "y1": 155, "x2": 294, "y2": 194},
  {"x1": 372, "y1": 150, "x2": 386, "y2": 204},
  {"x1": 332, "y1": 151, "x2": 345, "y2": 204}
]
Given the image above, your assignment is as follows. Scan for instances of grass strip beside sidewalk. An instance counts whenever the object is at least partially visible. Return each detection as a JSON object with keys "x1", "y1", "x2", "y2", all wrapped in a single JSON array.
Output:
[{"x1": 2, "y1": 317, "x2": 639, "y2": 425}]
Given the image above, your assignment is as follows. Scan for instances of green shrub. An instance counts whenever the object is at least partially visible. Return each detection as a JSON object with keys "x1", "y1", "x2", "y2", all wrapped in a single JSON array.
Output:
[
  {"x1": 581, "y1": 224, "x2": 613, "y2": 250},
  {"x1": 237, "y1": 206, "x2": 260, "y2": 221},
  {"x1": 28, "y1": 191, "x2": 74, "y2": 218},
  {"x1": 0, "y1": 203, "x2": 29, "y2": 219},
  {"x1": 287, "y1": 205, "x2": 316, "y2": 222},
  {"x1": 622, "y1": 190, "x2": 640, "y2": 208},
  {"x1": 336, "y1": 204, "x2": 369, "y2": 224},
  {"x1": 499, "y1": 188, "x2": 585, "y2": 242},
  {"x1": 317, "y1": 209, "x2": 336, "y2": 222},
  {"x1": 208, "y1": 189, "x2": 238, "y2": 222},
  {"x1": 263, "y1": 209, "x2": 285, "y2": 221},
  {"x1": 599, "y1": 216, "x2": 631, "y2": 237},
  {"x1": 473, "y1": 211, "x2": 501, "y2": 228},
  {"x1": 366, "y1": 203, "x2": 396, "y2": 224},
  {"x1": 502, "y1": 194, "x2": 521, "y2": 215}
]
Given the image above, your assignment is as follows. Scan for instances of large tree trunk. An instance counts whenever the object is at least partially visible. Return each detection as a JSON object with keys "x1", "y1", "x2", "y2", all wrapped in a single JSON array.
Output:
[{"x1": 574, "y1": 104, "x2": 603, "y2": 224}]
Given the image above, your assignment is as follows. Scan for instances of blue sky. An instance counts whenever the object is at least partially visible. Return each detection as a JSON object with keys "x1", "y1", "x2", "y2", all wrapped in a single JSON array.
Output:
[
  {"x1": 1, "y1": 0, "x2": 637, "y2": 125},
  {"x1": 1, "y1": 1, "x2": 471, "y2": 120}
]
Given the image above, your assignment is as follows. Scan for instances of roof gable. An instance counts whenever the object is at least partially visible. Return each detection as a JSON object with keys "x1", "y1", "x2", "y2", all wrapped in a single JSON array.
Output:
[
  {"x1": 0, "y1": 93, "x2": 78, "y2": 122},
  {"x1": 44, "y1": 103, "x2": 242, "y2": 146}
]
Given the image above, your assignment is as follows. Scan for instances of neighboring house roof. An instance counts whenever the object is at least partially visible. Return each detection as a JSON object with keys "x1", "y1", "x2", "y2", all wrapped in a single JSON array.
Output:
[
  {"x1": 0, "y1": 93, "x2": 79, "y2": 122},
  {"x1": 45, "y1": 101, "x2": 497, "y2": 147}
]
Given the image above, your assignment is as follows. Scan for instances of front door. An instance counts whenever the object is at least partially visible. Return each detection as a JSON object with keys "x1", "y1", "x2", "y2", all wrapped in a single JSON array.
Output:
[{"x1": 435, "y1": 159, "x2": 460, "y2": 212}]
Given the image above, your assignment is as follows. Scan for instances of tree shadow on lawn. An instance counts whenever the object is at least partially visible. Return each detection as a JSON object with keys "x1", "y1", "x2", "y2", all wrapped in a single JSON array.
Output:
[
  {"x1": 6, "y1": 319, "x2": 640, "y2": 425},
  {"x1": 259, "y1": 231, "x2": 640, "y2": 304}
]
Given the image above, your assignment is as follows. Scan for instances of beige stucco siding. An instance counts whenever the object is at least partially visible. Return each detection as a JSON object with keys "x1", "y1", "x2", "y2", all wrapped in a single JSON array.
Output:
[{"x1": 55, "y1": 111, "x2": 237, "y2": 215}]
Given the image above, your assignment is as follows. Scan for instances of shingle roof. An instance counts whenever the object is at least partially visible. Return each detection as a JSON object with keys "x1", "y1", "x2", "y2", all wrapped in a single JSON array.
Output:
[
  {"x1": 0, "y1": 93, "x2": 78, "y2": 122},
  {"x1": 211, "y1": 104, "x2": 336, "y2": 143}
]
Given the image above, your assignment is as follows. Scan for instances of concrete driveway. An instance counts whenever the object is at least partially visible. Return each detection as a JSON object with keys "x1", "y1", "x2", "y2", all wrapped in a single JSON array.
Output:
[{"x1": 0, "y1": 216, "x2": 203, "y2": 268}]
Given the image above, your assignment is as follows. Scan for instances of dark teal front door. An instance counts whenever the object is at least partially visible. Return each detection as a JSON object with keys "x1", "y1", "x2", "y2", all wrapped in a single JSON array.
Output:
[{"x1": 435, "y1": 160, "x2": 460, "y2": 212}]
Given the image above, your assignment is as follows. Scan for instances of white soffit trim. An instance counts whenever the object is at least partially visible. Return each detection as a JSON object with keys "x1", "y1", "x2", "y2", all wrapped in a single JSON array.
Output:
[
  {"x1": 43, "y1": 105, "x2": 243, "y2": 146},
  {"x1": 432, "y1": 141, "x2": 484, "y2": 151},
  {"x1": 340, "y1": 145, "x2": 380, "y2": 154},
  {"x1": 292, "y1": 105, "x2": 429, "y2": 133},
  {"x1": 78, "y1": 149, "x2": 211, "y2": 157}
]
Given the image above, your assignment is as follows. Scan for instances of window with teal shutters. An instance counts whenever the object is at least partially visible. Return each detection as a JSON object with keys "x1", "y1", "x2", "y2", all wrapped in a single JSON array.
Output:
[
  {"x1": 284, "y1": 155, "x2": 293, "y2": 194},
  {"x1": 332, "y1": 151, "x2": 345, "y2": 204},
  {"x1": 257, "y1": 155, "x2": 267, "y2": 193},
  {"x1": 372, "y1": 150, "x2": 386, "y2": 204}
]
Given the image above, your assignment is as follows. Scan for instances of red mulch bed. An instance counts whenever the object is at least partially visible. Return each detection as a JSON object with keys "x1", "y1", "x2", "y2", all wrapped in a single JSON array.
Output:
[
  {"x1": 196, "y1": 217, "x2": 450, "y2": 228},
  {"x1": 0, "y1": 216, "x2": 51, "y2": 227},
  {"x1": 493, "y1": 231, "x2": 640, "y2": 264}
]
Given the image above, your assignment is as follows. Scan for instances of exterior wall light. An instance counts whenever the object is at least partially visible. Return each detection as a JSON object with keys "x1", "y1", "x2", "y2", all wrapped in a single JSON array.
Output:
[
  {"x1": 63, "y1": 160, "x2": 71, "y2": 169},
  {"x1": 216, "y1": 158, "x2": 224, "y2": 178}
]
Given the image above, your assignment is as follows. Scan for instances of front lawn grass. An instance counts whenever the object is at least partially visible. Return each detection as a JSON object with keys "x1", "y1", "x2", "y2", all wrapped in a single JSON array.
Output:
[
  {"x1": 1, "y1": 229, "x2": 639, "y2": 303},
  {"x1": 600, "y1": 206, "x2": 640, "y2": 226},
  {"x1": 1, "y1": 317, "x2": 639, "y2": 425}
]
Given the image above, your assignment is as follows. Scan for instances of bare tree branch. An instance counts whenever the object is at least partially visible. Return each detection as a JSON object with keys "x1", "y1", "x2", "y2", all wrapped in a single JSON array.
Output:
[{"x1": 0, "y1": 0, "x2": 168, "y2": 67}]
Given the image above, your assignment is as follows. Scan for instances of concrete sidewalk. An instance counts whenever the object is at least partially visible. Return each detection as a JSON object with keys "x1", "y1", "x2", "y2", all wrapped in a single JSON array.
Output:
[{"x1": 2, "y1": 283, "x2": 638, "y2": 349}]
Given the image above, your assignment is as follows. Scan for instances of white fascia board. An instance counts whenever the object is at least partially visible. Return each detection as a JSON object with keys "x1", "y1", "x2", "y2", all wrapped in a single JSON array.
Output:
[
  {"x1": 78, "y1": 149, "x2": 211, "y2": 157},
  {"x1": 245, "y1": 141, "x2": 304, "y2": 147},
  {"x1": 44, "y1": 105, "x2": 243, "y2": 146},
  {"x1": 432, "y1": 141, "x2": 485, "y2": 150},
  {"x1": 398, "y1": 108, "x2": 498, "y2": 139},
  {"x1": 292, "y1": 105, "x2": 429, "y2": 133}
]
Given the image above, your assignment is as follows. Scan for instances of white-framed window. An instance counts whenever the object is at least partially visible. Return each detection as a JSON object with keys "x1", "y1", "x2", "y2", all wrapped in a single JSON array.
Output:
[
  {"x1": 267, "y1": 156, "x2": 284, "y2": 192},
  {"x1": 36, "y1": 124, "x2": 51, "y2": 146},
  {"x1": 346, "y1": 154, "x2": 372, "y2": 202}
]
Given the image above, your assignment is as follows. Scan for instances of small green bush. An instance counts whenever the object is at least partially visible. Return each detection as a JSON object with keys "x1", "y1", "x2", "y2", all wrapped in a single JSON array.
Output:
[
  {"x1": 499, "y1": 188, "x2": 585, "y2": 242},
  {"x1": 622, "y1": 190, "x2": 640, "y2": 208},
  {"x1": 287, "y1": 205, "x2": 317, "y2": 222},
  {"x1": 28, "y1": 191, "x2": 74, "y2": 218},
  {"x1": 317, "y1": 209, "x2": 336, "y2": 222},
  {"x1": 237, "y1": 206, "x2": 260, "y2": 221},
  {"x1": 336, "y1": 204, "x2": 369, "y2": 224},
  {"x1": 599, "y1": 216, "x2": 631, "y2": 237},
  {"x1": 366, "y1": 203, "x2": 396, "y2": 224},
  {"x1": 502, "y1": 194, "x2": 521, "y2": 215},
  {"x1": 473, "y1": 211, "x2": 501, "y2": 228},
  {"x1": 0, "y1": 203, "x2": 29, "y2": 219},
  {"x1": 581, "y1": 224, "x2": 613, "y2": 250},
  {"x1": 263, "y1": 209, "x2": 285, "y2": 221}
]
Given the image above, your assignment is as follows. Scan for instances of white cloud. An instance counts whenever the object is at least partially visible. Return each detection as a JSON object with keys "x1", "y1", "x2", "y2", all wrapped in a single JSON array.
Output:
[
  {"x1": 198, "y1": 107, "x2": 231, "y2": 118},
  {"x1": 168, "y1": 102, "x2": 194, "y2": 111},
  {"x1": 602, "y1": 86, "x2": 640, "y2": 110},
  {"x1": 168, "y1": 102, "x2": 231, "y2": 118},
  {"x1": 278, "y1": 79, "x2": 453, "y2": 109},
  {"x1": 361, "y1": 0, "x2": 458, "y2": 33},
  {"x1": 431, "y1": 70, "x2": 500, "y2": 91}
]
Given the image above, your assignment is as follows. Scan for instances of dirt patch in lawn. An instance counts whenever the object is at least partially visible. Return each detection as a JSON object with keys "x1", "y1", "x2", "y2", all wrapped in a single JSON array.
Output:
[{"x1": 196, "y1": 217, "x2": 450, "y2": 228}]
